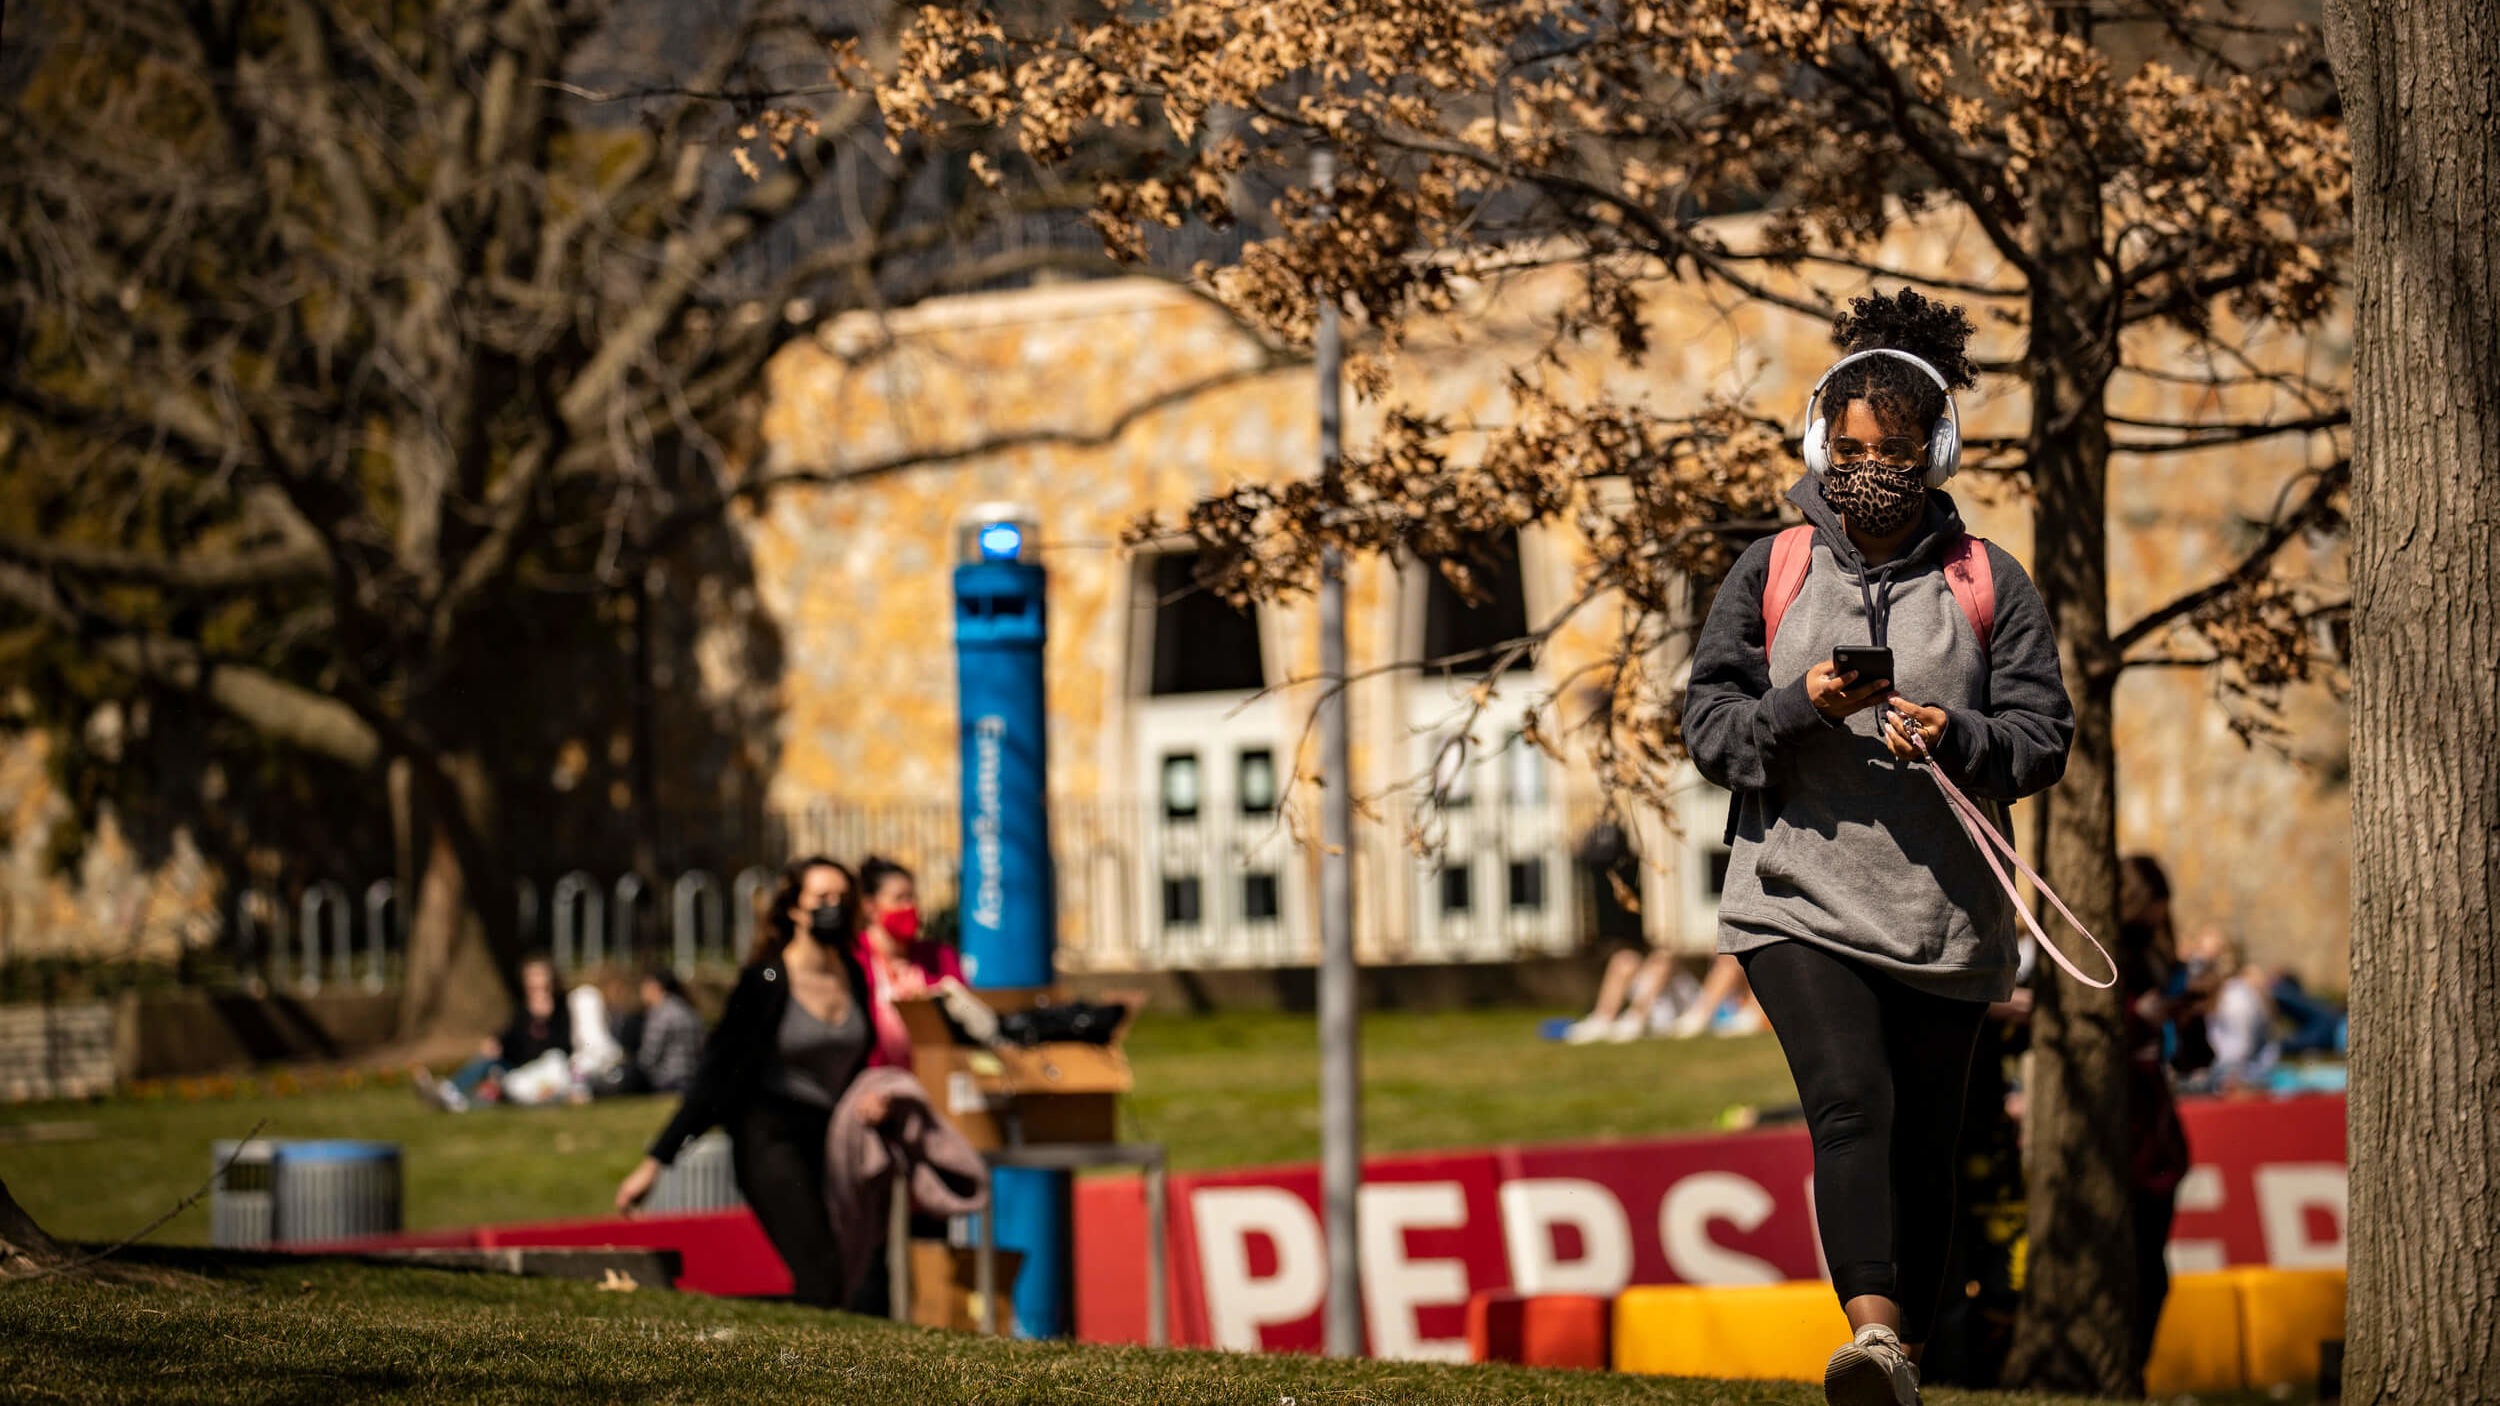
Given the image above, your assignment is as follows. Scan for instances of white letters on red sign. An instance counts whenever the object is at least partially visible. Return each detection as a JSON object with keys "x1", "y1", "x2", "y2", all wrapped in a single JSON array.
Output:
[
  {"x1": 2165, "y1": 1165, "x2": 2228, "y2": 1275},
  {"x1": 1497, "y1": 1178, "x2": 1633, "y2": 1295},
  {"x1": 1659, "y1": 1172, "x2": 1782, "y2": 1285},
  {"x1": 1359, "y1": 1181, "x2": 1472, "y2": 1361},
  {"x1": 1173, "y1": 1096, "x2": 2348, "y2": 1356},
  {"x1": 1191, "y1": 1187, "x2": 1325, "y2": 1351},
  {"x1": 2254, "y1": 1164, "x2": 2347, "y2": 1269}
]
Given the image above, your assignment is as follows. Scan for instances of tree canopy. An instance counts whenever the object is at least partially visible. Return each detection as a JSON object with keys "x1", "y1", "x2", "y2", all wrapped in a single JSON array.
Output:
[{"x1": 0, "y1": 0, "x2": 1218, "y2": 1020}]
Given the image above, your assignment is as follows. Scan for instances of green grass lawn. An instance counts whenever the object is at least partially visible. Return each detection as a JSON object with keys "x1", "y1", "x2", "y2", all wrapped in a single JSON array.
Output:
[
  {"x1": 1120, "y1": 1008, "x2": 1796, "y2": 1171},
  {"x1": 0, "y1": 1013, "x2": 2305, "y2": 1406},
  {"x1": 0, "y1": 1251, "x2": 2128, "y2": 1406},
  {"x1": 0, "y1": 1009, "x2": 1798, "y2": 1246}
]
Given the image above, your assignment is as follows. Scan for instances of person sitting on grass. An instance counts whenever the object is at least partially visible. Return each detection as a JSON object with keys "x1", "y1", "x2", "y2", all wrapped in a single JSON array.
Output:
[
  {"x1": 417, "y1": 955, "x2": 571, "y2": 1111},
  {"x1": 1562, "y1": 951, "x2": 1764, "y2": 1042},
  {"x1": 578, "y1": 967, "x2": 703, "y2": 1099},
  {"x1": 2189, "y1": 928, "x2": 2281, "y2": 1088},
  {"x1": 632, "y1": 967, "x2": 705, "y2": 1094},
  {"x1": 1562, "y1": 947, "x2": 1701, "y2": 1043},
  {"x1": 2268, "y1": 970, "x2": 2347, "y2": 1058}
]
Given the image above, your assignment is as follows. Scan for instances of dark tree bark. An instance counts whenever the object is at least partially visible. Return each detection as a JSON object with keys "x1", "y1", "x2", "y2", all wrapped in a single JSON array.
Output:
[
  {"x1": 0, "y1": 1174, "x2": 65, "y2": 1276},
  {"x1": 2320, "y1": 1, "x2": 2500, "y2": 1399},
  {"x1": 399, "y1": 754, "x2": 514, "y2": 1038},
  {"x1": 2003, "y1": 46, "x2": 2138, "y2": 1390}
]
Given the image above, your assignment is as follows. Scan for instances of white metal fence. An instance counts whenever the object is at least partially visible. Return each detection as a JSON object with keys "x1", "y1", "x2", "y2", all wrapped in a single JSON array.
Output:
[{"x1": 210, "y1": 794, "x2": 1607, "y2": 988}]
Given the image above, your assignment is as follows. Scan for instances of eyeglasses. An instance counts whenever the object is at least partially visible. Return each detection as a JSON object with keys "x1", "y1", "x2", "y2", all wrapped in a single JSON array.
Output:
[{"x1": 1829, "y1": 436, "x2": 1928, "y2": 466}]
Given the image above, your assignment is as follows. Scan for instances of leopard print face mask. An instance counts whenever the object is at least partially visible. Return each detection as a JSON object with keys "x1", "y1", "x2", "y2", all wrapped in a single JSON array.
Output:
[{"x1": 1820, "y1": 459, "x2": 1928, "y2": 536}]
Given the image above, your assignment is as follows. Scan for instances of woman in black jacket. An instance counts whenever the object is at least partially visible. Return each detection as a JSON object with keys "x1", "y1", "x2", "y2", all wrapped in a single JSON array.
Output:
[{"x1": 613, "y1": 855, "x2": 895, "y2": 1307}]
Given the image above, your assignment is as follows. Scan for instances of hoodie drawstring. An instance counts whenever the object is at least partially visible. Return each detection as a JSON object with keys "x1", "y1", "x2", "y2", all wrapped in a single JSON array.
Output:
[{"x1": 1850, "y1": 555, "x2": 1899, "y2": 647}]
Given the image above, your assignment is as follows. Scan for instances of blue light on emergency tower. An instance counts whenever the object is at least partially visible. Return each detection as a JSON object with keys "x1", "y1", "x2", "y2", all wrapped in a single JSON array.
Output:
[
  {"x1": 952, "y1": 504, "x2": 1066, "y2": 1337},
  {"x1": 975, "y1": 519, "x2": 1026, "y2": 563}
]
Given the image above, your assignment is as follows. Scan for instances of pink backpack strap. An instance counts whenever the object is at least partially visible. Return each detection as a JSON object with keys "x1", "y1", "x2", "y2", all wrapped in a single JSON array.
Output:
[
  {"x1": 1942, "y1": 533, "x2": 1997, "y2": 658},
  {"x1": 1759, "y1": 525, "x2": 1818, "y2": 654}
]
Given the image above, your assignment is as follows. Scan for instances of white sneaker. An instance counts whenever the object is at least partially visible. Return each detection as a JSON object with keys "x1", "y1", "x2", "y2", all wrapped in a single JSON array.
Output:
[
  {"x1": 413, "y1": 1068, "x2": 469, "y2": 1112},
  {"x1": 1824, "y1": 1323, "x2": 1919, "y2": 1406},
  {"x1": 1561, "y1": 1017, "x2": 1609, "y2": 1045},
  {"x1": 1603, "y1": 1012, "x2": 1647, "y2": 1043}
]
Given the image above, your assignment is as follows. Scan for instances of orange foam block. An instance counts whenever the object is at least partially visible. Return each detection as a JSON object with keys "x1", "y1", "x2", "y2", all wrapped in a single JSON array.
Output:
[
  {"x1": 1612, "y1": 1282, "x2": 1854, "y2": 1381},
  {"x1": 1466, "y1": 1290, "x2": 1614, "y2": 1371},
  {"x1": 2232, "y1": 1266, "x2": 2344, "y2": 1388},
  {"x1": 2146, "y1": 1269, "x2": 2247, "y2": 1394}
]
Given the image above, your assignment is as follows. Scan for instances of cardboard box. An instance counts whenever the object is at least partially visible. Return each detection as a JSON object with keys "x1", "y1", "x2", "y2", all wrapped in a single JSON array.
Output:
[
  {"x1": 907, "y1": 1241, "x2": 1022, "y2": 1333},
  {"x1": 894, "y1": 987, "x2": 1139, "y2": 1151}
]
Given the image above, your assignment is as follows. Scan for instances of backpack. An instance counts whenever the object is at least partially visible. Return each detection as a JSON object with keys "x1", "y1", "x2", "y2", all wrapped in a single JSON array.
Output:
[
  {"x1": 1759, "y1": 523, "x2": 1997, "y2": 658},
  {"x1": 1744, "y1": 524, "x2": 2116, "y2": 989}
]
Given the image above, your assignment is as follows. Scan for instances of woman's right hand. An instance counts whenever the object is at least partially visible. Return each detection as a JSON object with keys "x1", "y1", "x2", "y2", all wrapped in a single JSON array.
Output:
[
  {"x1": 1805, "y1": 660, "x2": 1892, "y2": 720},
  {"x1": 615, "y1": 1156, "x2": 662, "y2": 1215}
]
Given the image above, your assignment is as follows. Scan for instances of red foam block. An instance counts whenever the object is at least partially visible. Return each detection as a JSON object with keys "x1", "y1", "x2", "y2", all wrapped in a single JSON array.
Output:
[
  {"x1": 1466, "y1": 1290, "x2": 1613, "y2": 1371},
  {"x1": 315, "y1": 1209, "x2": 790, "y2": 1298}
]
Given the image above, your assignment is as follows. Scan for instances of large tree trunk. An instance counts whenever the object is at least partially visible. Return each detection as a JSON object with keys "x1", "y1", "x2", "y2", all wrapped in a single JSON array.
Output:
[
  {"x1": 0, "y1": 1174, "x2": 66, "y2": 1276},
  {"x1": 2320, "y1": 2, "x2": 2500, "y2": 1398},
  {"x1": 398, "y1": 752, "x2": 516, "y2": 1039},
  {"x1": 2003, "y1": 87, "x2": 2138, "y2": 1392}
]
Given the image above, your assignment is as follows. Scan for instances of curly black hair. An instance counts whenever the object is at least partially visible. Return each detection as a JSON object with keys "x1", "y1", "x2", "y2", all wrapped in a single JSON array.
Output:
[{"x1": 1820, "y1": 288, "x2": 1978, "y2": 441}]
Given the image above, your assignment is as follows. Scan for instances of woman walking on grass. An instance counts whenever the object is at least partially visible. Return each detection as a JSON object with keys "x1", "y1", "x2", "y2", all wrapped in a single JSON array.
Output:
[
  {"x1": 613, "y1": 856, "x2": 895, "y2": 1310},
  {"x1": 1684, "y1": 289, "x2": 2076, "y2": 1406}
]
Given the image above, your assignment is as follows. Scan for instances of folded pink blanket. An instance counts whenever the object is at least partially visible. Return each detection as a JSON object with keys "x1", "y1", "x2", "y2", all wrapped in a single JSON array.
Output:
[{"x1": 824, "y1": 1065, "x2": 991, "y2": 1302}]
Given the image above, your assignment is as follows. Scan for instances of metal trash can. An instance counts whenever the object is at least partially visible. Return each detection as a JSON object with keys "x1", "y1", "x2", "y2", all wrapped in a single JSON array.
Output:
[
  {"x1": 210, "y1": 1138, "x2": 278, "y2": 1249},
  {"x1": 270, "y1": 1140, "x2": 403, "y2": 1245},
  {"x1": 645, "y1": 1129, "x2": 742, "y2": 1212}
]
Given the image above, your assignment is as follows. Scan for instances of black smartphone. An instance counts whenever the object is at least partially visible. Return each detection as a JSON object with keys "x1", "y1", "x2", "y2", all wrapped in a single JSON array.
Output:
[{"x1": 1831, "y1": 644, "x2": 1895, "y2": 688}]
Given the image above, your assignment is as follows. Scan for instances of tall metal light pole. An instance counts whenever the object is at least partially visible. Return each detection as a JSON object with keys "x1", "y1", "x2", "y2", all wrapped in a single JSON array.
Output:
[{"x1": 1312, "y1": 143, "x2": 1364, "y2": 1359}]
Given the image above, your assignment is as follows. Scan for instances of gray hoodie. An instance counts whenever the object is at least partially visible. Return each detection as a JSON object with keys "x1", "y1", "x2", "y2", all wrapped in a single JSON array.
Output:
[{"x1": 1684, "y1": 476, "x2": 2075, "y2": 1001}]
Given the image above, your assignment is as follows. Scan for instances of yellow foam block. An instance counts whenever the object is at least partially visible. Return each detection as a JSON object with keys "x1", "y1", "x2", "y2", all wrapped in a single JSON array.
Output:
[
  {"x1": 2146, "y1": 1271, "x2": 2246, "y2": 1395},
  {"x1": 1612, "y1": 1282, "x2": 1854, "y2": 1381},
  {"x1": 2231, "y1": 1267, "x2": 2345, "y2": 1387}
]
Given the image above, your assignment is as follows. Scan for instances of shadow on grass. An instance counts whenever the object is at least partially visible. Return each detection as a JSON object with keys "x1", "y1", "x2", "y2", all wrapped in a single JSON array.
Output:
[{"x1": 0, "y1": 1247, "x2": 2144, "y2": 1406}]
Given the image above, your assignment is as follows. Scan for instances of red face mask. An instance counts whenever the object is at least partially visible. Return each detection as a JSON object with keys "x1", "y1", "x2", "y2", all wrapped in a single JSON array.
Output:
[{"x1": 879, "y1": 907, "x2": 921, "y2": 943}]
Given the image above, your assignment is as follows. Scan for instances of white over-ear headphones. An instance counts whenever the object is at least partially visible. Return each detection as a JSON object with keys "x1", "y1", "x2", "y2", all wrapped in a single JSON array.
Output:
[{"x1": 1800, "y1": 348, "x2": 1963, "y2": 487}]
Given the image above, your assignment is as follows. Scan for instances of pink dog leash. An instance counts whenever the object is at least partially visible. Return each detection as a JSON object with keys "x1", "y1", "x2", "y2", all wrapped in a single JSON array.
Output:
[{"x1": 1911, "y1": 734, "x2": 2116, "y2": 990}]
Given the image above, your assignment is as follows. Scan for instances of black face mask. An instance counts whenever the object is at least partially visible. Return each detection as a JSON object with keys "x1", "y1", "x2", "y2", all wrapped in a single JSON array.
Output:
[{"x1": 1821, "y1": 460, "x2": 1928, "y2": 537}]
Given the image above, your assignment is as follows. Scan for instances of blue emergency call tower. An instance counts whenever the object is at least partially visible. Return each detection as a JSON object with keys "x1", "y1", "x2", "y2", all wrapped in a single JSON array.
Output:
[{"x1": 951, "y1": 505, "x2": 1067, "y2": 1337}]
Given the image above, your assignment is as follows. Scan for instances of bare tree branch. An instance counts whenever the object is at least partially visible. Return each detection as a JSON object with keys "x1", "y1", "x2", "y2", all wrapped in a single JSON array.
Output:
[
  {"x1": 2109, "y1": 408, "x2": 2351, "y2": 454},
  {"x1": 0, "y1": 533, "x2": 328, "y2": 593},
  {"x1": 2106, "y1": 458, "x2": 2350, "y2": 662},
  {"x1": 0, "y1": 555, "x2": 378, "y2": 768}
]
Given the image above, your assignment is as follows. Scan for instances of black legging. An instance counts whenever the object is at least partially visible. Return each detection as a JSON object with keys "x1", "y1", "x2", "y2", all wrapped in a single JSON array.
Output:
[
  {"x1": 1741, "y1": 941, "x2": 1987, "y2": 1343},
  {"x1": 728, "y1": 1092, "x2": 888, "y2": 1312}
]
